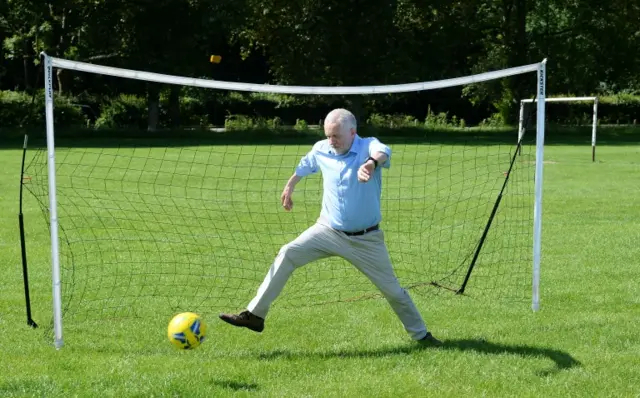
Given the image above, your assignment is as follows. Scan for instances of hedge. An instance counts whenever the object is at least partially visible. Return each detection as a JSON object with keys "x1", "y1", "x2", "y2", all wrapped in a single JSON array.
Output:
[
  {"x1": 0, "y1": 90, "x2": 87, "y2": 128},
  {"x1": 2, "y1": 90, "x2": 638, "y2": 130}
]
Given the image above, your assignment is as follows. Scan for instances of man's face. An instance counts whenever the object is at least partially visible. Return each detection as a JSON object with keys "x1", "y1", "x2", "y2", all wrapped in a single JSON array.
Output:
[{"x1": 325, "y1": 123, "x2": 354, "y2": 155}]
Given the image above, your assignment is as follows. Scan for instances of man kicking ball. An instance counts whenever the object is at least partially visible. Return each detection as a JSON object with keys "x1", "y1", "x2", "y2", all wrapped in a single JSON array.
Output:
[{"x1": 220, "y1": 108, "x2": 441, "y2": 345}]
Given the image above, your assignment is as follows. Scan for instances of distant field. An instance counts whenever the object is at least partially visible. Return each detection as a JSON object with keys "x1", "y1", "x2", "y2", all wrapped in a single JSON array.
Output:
[{"x1": 0, "y1": 127, "x2": 639, "y2": 397}]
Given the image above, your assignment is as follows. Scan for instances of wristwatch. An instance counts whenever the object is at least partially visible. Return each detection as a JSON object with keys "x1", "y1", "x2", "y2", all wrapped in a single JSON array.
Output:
[{"x1": 366, "y1": 156, "x2": 378, "y2": 168}]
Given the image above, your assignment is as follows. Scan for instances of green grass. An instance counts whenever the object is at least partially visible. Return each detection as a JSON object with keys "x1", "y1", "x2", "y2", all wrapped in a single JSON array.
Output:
[
  {"x1": 1, "y1": 131, "x2": 639, "y2": 397},
  {"x1": 19, "y1": 138, "x2": 536, "y2": 319}
]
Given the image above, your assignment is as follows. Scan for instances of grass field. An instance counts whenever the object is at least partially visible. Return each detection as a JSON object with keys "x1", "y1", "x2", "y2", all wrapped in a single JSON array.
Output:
[{"x1": 1, "y1": 128, "x2": 639, "y2": 397}]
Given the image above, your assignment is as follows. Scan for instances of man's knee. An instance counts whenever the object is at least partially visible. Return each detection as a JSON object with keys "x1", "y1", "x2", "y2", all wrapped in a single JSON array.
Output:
[{"x1": 277, "y1": 243, "x2": 307, "y2": 268}]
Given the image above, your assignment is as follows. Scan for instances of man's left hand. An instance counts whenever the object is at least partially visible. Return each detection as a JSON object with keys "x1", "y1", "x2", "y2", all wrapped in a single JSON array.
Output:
[{"x1": 357, "y1": 160, "x2": 375, "y2": 183}]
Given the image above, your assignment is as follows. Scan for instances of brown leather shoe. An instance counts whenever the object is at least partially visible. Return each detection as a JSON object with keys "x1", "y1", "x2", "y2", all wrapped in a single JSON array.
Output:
[
  {"x1": 418, "y1": 332, "x2": 442, "y2": 346},
  {"x1": 219, "y1": 310, "x2": 265, "y2": 333}
]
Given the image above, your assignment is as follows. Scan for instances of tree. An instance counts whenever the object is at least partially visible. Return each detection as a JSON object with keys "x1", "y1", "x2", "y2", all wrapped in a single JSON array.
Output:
[{"x1": 1, "y1": 0, "x2": 49, "y2": 89}]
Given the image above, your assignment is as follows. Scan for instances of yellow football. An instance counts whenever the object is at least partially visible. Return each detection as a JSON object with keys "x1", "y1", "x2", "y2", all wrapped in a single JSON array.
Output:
[{"x1": 167, "y1": 312, "x2": 207, "y2": 349}]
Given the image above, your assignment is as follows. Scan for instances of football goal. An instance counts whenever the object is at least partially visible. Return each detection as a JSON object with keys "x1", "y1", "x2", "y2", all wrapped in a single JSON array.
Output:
[
  {"x1": 519, "y1": 96, "x2": 598, "y2": 161},
  {"x1": 23, "y1": 53, "x2": 547, "y2": 348}
]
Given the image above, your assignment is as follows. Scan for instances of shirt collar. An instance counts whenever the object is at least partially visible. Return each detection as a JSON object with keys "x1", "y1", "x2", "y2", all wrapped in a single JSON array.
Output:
[{"x1": 328, "y1": 134, "x2": 362, "y2": 155}]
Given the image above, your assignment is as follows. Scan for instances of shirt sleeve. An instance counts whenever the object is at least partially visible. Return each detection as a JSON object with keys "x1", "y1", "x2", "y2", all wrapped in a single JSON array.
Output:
[
  {"x1": 295, "y1": 149, "x2": 319, "y2": 177},
  {"x1": 369, "y1": 138, "x2": 392, "y2": 168}
]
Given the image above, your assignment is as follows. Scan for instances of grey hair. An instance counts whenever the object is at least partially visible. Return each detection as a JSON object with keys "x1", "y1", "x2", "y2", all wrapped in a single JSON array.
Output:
[{"x1": 324, "y1": 108, "x2": 357, "y2": 134}]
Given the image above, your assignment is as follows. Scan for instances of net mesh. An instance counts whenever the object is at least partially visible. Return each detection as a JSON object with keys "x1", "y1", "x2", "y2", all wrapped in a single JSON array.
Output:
[
  {"x1": 24, "y1": 56, "x2": 542, "y2": 324},
  {"x1": 25, "y1": 134, "x2": 535, "y2": 322}
]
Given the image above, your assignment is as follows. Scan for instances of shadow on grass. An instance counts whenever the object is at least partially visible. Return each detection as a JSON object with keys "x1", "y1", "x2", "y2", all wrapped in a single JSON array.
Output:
[
  {"x1": 211, "y1": 379, "x2": 259, "y2": 392},
  {"x1": 257, "y1": 338, "x2": 580, "y2": 376},
  {"x1": 440, "y1": 339, "x2": 581, "y2": 376}
]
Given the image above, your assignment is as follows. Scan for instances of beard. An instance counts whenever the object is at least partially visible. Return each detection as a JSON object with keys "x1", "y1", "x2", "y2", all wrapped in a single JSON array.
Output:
[{"x1": 331, "y1": 144, "x2": 348, "y2": 155}]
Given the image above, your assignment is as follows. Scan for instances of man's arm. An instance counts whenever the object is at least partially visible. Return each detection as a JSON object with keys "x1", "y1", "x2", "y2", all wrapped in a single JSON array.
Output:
[
  {"x1": 365, "y1": 152, "x2": 388, "y2": 168},
  {"x1": 368, "y1": 137, "x2": 392, "y2": 168},
  {"x1": 283, "y1": 146, "x2": 319, "y2": 210},
  {"x1": 281, "y1": 174, "x2": 302, "y2": 211},
  {"x1": 286, "y1": 174, "x2": 303, "y2": 187},
  {"x1": 358, "y1": 151, "x2": 389, "y2": 183}
]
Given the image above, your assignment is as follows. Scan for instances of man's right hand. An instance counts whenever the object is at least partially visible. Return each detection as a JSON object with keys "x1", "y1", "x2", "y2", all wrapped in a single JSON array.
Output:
[
  {"x1": 281, "y1": 174, "x2": 302, "y2": 211},
  {"x1": 281, "y1": 185, "x2": 294, "y2": 211}
]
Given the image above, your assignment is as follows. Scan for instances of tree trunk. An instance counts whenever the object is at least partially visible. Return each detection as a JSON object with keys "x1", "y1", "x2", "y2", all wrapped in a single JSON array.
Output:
[
  {"x1": 147, "y1": 84, "x2": 160, "y2": 131},
  {"x1": 22, "y1": 38, "x2": 31, "y2": 90},
  {"x1": 169, "y1": 86, "x2": 181, "y2": 127},
  {"x1": 348, "y1": 96, "x2": 367, "y2": 127},
  {"x1": 57, "y1": 69, "x2": 65, "y2": 95}
]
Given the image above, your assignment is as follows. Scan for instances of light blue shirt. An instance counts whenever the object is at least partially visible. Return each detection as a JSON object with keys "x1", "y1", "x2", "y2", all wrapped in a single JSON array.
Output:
[{"x1": 295, "y1": 135, "x2": 392, "y2": 232}]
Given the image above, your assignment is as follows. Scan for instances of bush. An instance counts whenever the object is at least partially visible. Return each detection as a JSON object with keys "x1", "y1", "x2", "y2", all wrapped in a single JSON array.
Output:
[
  {"x1": 424, "y1": 106, "x2": 467, "y2": 128},
  {"x1": 177, "y1": 95, "x2": 208, "y2": 127},
  {"x1": 224, "y1": 114, "x2": 256, "y2": 130},
  {"x1": 94, "y1": 94, "x2": 147, "y2": 129},
  {"x1": 224, "y1": 114, "x2": 282, "y2": 130},
  {"x1": 0, "y1": 90, "x2": 87, "y2": 128},
  {"x1": 367, "y1": 113, "x2": 419, "y2": 128},
  {"x1": 424, "y1": 110, "x2": 450, "y2": 127},
  {"x1": 294, "y1": 118, "x2": 309, "y2": 131},
  {"x1": 598, "y1": 95, "x2": 640, "y2": 124},
  {"x1": 479, "y1": 112, "x2": 505, "y2": 127}
]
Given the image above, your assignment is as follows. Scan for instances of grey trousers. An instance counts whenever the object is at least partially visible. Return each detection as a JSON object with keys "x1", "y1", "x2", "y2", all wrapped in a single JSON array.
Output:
[{"x1": 247, "y1": 222, "x2": 428, "y2": 340}]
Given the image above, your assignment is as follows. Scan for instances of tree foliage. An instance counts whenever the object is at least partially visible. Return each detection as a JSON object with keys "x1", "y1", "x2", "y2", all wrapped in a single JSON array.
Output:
[{"x1": 1, "y1": 0, "x2": 638, "y2": 128}]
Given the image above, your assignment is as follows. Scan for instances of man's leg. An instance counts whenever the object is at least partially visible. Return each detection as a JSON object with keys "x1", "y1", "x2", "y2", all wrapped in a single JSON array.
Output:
[
  {"x1": 246, "y1": 224, "x2": 332, "y2": 318},
  {"x1": 220, "y1": 223, "x2": 343, "y2": 330},
  {"x1": 340, "y1": 230, "x2": 431, "y2": 341}
]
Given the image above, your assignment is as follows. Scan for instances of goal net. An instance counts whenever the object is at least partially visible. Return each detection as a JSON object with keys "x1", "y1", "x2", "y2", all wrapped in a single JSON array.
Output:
[{"x1": 24, "y1": 54, "x2": 547, "y2": 348}]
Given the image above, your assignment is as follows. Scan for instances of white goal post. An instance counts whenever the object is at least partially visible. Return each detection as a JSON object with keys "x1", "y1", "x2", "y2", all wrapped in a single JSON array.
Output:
[
  {"x1": 40, "y1": 52, "x2": 547, "y2": 349},
  {"x1": 519, "y1": 96, "x2": 598, "y2": 162}
]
